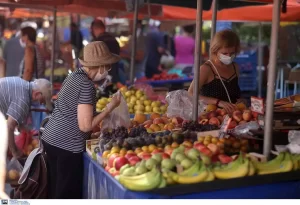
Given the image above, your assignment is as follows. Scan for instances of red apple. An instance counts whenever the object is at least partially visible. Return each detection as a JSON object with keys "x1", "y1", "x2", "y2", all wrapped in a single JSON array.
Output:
[
  {"x1": 165, "y1": 149, "x2": 173, "y2": 156},
  {"x1": 108, "y1": 153, "x2": 119, "y2": 168},
  {"x1": 105, "y1": 166, "x2": 110, "y2": 172},
  {"x1": 211, "y1": 155, "x2": 219, "y2": 163},
  {"x1": 218, "y1": 154, "x2": 233, "y2": 164},
  {"x1": 125, "y1": 153, "x2": 137, "y2": 160},
  {"x1": 152, "y1": 149, "x2": 163, "y2": 154},
  {"x1": 207, "y1": 111, "x2": 217, "y2": 119},
  {"x1": 209, "y1": 117, "x2": 221, "y2": 126},
  {"x1": 207, "y1": 143, "x2": 219, "y2": 155},
  {"x1": 108, "y1": 167, "x2": 120, "y2": 176},
  {"x1": 113, "y1": 157, "x2": 129, "y2": 171},
  {"x1": 162, "y1": 153, "x2": 170, "y2": 159},
  {"x1": 138, "y1": 152, "x2": 152, "y2": 160},
  {"x1": 128, "y1": 156, "x2": 141, "y2": 166},
  {"x1": 199, "y1": 147, "x2": 213, "y2": 157},
  {"x1": 194, "y1": 142, "x2": 206, "y2": 152}
]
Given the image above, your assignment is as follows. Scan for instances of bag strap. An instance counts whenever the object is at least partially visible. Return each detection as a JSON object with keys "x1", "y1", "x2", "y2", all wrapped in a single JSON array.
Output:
[{"x1": 207, "y1": 60, "x2": 232, "y2": 103}]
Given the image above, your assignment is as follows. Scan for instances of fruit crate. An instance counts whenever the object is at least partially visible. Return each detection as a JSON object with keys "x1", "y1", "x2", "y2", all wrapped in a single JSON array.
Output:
[
  {"x1": 149, "y1": 170, "x2": 300, "y2": 196},
  {"x1": 86, "y1": 139, "x2": 100, "y2": 159}
]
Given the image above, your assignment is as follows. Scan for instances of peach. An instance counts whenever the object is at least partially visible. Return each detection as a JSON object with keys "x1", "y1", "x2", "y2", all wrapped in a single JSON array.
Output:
[
  {"x1": 150, "y1": 124, "x2": 161, "y2": 132},
  {"x1": 236, "y1": 103, "x2": 247, "y2": 111},
  {"x1": 158, "y1": 123, "x2": 165, "y2": 129},
  {"x1": 216, "y1": 109, "x2": 227, "y2": 116},
  {"x1": 207, "y1": 143, "x2": 219, "y2": 155},
  {"x1": 198, "y1": 113, "x2": 208, "y2": 120},
  {"x1": 171, "y1": 117, "x2": 184, "y2": 125},
  {"x1": 242, "y1": 110, "x2": 253, "y2": 121},
  {"x1": 207, "y1": 111, "x2": 218, "y2": 119},
  {"x1": 144, "y1": 124, "x2": 151, "y2": 128},
  {"x1": 239, "y1": 120, "x2": 247, "y2": 125},
  {"x1": 161, "y1": 117, "x2": 170, "y2": 124},
  {"x1": 232, "y1": 110, "x2": 242, "y2": 122},
  {"x1": 165, "y1": 123, "x2": 175, "y2": 131},
  {"x1": 153, "y1": 118, "x2": 164, "y2": 125},
  {"x1": 209, "y1": 117, "x2": 221, "y2": 126},
  {"x1": 143, "y1": 120, "x2": 153, "y2": 126},
  {"x1": 134, "y1": 113, "x2": 147, "y2": 124},
  {"x1": 182, "y1": 141, "x2": 193, "y2": 148},
  {"x1": 217, "y1": 116, "x2": 224, "y2": 123},
  {"x1": 150, "y1": 113, "x2": 161, "y2": 120}
]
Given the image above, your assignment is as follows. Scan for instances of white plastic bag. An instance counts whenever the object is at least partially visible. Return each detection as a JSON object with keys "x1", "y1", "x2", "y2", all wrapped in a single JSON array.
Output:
[
  {"x1": 165, "y1": 90, "x2": 206, "y2": 120},
  {"x1": 160, "y1": 51, "x2": 175, "y2": 69},
  {"x1": 101, "y1": 91, "x2": 131, "y2": 130}
]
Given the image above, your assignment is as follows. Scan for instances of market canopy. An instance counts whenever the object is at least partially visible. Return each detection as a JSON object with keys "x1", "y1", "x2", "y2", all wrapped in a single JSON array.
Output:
[
  {"x1": 126, "y1": 0, "x2": 300, "y2": 22},
  {"x1": 0, "y1": 0, "x2": 163, "y2": 16}
]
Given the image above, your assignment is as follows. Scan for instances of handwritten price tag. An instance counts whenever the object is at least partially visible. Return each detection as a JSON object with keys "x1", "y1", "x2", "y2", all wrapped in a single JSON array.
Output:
[
  {"x1": 251, "y1": 96, "x2": 264, "y2": 114},
  {"x1": 218, "y1": 115, "x2": 232, "y2": 138}
]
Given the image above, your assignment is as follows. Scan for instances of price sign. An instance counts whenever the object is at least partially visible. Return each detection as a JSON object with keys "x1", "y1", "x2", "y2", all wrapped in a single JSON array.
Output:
[
  {"x1": 251, "y1": 96, "x2": 264, "y2": 114},
  {"x1": 218, "y1": 115, "x2": 232, "y2": 138}
]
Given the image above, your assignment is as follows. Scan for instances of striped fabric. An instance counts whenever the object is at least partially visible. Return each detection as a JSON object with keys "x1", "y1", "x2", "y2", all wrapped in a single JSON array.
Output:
[
  {"x1": 41, "y1": 68, "x2": 97, "y2": 153},
  {"x1": 0, "y1": 77, "x2": 32, "y2": 125}
]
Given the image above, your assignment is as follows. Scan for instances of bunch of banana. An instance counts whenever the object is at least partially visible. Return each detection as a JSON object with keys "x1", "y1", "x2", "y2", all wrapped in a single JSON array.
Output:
[
  {"x1": 291, "y1": 154, "x2": 300, "y2": 170},
  {"x1": 213, "y1": 154, "x2": 249, "y2": 179},
  {"x1": 119, "y1": 168, "x2": 162, "y2": 191},
  {"x1": 167, "y1": 161, "x2": 209, "y2": 184},
  {"x1": 252, "y1": 152, "x2": 293, "y2": 175}
]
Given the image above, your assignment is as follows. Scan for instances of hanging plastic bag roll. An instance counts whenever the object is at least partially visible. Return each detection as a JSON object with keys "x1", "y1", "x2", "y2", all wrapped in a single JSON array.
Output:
[{"x1": 165, "y1": 90, "x2": 207, "y2": 120}]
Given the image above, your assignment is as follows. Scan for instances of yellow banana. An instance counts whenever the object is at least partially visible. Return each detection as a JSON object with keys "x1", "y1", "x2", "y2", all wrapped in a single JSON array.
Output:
[
  {"x1": 179, "y1": 161, "x2": 200, "y2": 176},
  {"x1": 158, "y1": 176, "x2": 167, "y2": 188},
  {"x1": 248, "y1": 161, "x2": 256, "y2": 176},
  {"x1": 252, "y1": 152, "x2": 285, "y2": 170},
  {"x1": 257, "y1": 152, "x2": 293, "y2": 175},
  {"x1": 213, "y1": 158, "x2": 249, "y2": 179},
  {"x1": 170, "y1": 163, "x2": 208, "y2": 184},
  {"x1": 204, "y1": 168, "x2": 215, "y2": 182},
  {"x1": 119, "y1": 168, "x2": 162, "y2": 191}
]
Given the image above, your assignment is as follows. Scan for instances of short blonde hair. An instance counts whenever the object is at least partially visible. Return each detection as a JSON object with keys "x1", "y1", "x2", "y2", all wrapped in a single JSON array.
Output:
[{"x1": 210, "y1": 29, "x2": 241, "y2": 57}]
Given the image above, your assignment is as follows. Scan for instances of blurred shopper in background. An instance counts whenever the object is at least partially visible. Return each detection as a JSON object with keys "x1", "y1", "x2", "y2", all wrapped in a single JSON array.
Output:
[
  {"x1": 174, "y1": 25, "x2": 195, "y2": 70},
  {"x1": 70, "y1": 23, "x2": 83, "y2": 58},
  {"x1": 90, "y1": 19, "x2": 120, "y2": 84},
  {"x1": 144, "y1": 24, "x2": 166, "y2": 78},
  {"x1": 20, "y1": 26, "x2": 45, "y2": 81}
]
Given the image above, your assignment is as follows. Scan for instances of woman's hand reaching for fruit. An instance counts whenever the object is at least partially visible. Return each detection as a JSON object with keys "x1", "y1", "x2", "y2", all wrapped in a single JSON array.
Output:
[
  {"x1": 218, "y1": 101, "x2": 237, "y2": 114},
  {"x1": 106, "y1": 92, "x2": 121, "y2": 112}
]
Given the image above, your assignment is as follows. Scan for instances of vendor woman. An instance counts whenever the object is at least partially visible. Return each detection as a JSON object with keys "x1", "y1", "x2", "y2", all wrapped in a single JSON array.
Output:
[
  {"x1": 42, "y1": 41, "x2": 121, "y2": 199},
  {"x1": 188, "y1": 29, "x2": 242, "y2": 114}
]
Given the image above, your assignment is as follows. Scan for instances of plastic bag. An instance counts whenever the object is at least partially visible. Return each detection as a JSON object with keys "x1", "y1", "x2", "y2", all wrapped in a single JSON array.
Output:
[
  {"x1": 230, "y1": 121, "x2": 261, "y2": 139},
  {"x1": 165, "y1": 90, "x2": 207, "y2": 120},
  {"x1": 132, "y1": 83, "x2": 165, "y2": 102},
  {"x1": 288, "y1": 130, "x2": 300, "y2": 144},
  {"x1": 6, "y1": 158, "x2": 23, "y2": 184},
  {"x1": 101, "y1": 91, "x2": 130, "y2": 130}
]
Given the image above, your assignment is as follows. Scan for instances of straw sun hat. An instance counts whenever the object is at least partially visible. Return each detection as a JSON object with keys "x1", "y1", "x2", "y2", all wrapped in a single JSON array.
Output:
[{"x1": 79, "y1": 41, "x2": 121, "y2": 67}]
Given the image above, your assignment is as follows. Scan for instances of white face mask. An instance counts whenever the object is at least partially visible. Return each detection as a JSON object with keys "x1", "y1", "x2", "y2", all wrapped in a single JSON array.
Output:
[
  {"x1": 19, "y1": 38, "x2": 26, "y2": 48},
  {"x1": 218, "y1": 53, "x2": 235, "y2": 65},
  {"x1": 93, "y1": 69, "x2": 108, "y2": 82}
]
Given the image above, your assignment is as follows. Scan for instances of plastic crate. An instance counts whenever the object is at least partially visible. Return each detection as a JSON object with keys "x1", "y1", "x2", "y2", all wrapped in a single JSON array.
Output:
[{"x1": 235, "y1": 51, "x2": 257, "y2": 91}]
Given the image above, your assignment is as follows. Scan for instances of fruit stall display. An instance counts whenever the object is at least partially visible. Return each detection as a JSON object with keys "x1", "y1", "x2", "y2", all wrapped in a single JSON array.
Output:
[
  {"x1": 96, "y1": 86, "x2": 168, "y2": 115},
  {"x1": 137, "y1": 72, "x2": 181, "y2": 82}
]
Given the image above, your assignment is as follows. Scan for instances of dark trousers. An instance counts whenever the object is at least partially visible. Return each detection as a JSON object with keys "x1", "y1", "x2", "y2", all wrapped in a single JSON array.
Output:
[{"x1": 42, "y1": 140, "x2": 83, "y2": 199}]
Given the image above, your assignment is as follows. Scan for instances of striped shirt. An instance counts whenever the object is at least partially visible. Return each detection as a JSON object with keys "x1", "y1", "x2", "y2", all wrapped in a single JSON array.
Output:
[
  {"x1": 42, "y1": 68, "x2": 96, "y2": 153},
  {"x1": 0, "y1": 77, "x2": 32, "y2": 125}
]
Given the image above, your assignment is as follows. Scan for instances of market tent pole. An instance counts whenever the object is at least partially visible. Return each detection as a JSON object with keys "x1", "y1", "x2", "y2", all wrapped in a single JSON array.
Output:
[
  {"x1": 257, "y1": 23, "x2": 263, "y2": 98},
  {"x1": 129, "y1": 0, "x2": 139, "y2": 84},
  {"x1": 192, "y1": 0, "x2": 203, "y2": 121},
  {"x1": 50, "y1": 8, "x2": 57, "y2": 94},
  {"x1": 210, "y1": 0, "x2": 218, "y2": 40},
  {"x1": 263, "y1": 0, "x2": 281, "y2": 158}
]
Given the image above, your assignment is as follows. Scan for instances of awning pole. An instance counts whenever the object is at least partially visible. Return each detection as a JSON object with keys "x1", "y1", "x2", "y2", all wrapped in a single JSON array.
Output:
[
  {"x1": 50, "y1": 8, "x2": 57, "y2": 94},
  {"x1": 263, "y1": 0, "x2": 281, "y2": 158},
  {"x1": 210, "y1": 0, "x2": 218, "y2": 41},
  {"x1": 258, "y1": 23, "x2": 263, "y2": 98},
  {"x1": 192, "y1": 0, "x2": 203, "y2": 121},
  {"x1": 129, "y1": 0, "x2": 139, "y2": 84}
]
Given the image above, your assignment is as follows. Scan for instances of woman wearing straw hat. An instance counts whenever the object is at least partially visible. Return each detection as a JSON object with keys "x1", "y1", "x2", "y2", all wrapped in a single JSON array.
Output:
[{"x1": 41, "y1": 41, "x2": 121, "y2": 199}]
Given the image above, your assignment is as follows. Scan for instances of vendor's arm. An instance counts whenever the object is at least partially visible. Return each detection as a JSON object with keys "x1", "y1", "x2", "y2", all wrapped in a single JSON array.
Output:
[
  {"x1": 22, "y1": 46, "x2": 35, "y2": 81},
  {"x1": 7, "y1": 117, "x2": 23, "y2": 158},
  {"x1": 188, "y1": 64, "x2": 236, "y2": 113},
  {"x1": 0, "y1": 58, "x2": 5, "y2": 78}
]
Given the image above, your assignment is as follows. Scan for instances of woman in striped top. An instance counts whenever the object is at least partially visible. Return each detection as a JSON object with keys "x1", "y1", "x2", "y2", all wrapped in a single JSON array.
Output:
[{"x1": 42, "y1": 41, "x2": 121, "y2": 199}]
